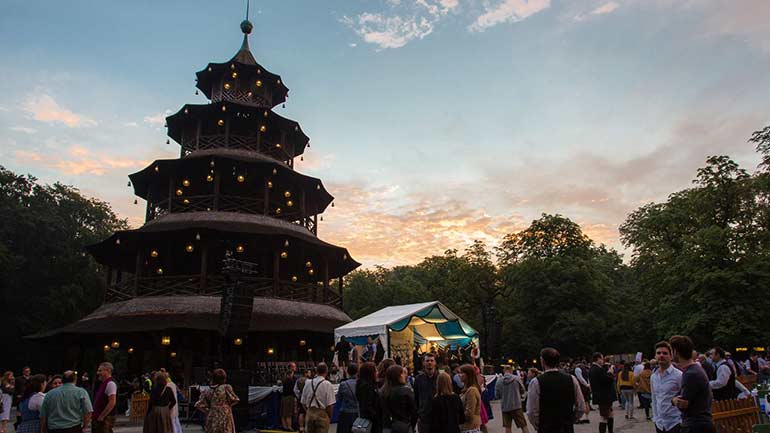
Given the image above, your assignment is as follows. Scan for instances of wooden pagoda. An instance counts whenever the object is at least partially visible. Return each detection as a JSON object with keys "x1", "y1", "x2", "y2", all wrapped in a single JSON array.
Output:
[{"x1": 40, "y1": 19, "x2": 360, "y2": 384}]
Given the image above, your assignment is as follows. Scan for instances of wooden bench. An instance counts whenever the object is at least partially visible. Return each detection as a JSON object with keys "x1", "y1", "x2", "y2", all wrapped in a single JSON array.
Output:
[
  {"x1": 738, "y1": 375, "x2": 758, "y2": 389},
  {"x1": 713, "y1": 398, "x2": 760, "y2": 433},
  {"x1": 130, "y1": 392, "x2": 150, "y2": 424}
]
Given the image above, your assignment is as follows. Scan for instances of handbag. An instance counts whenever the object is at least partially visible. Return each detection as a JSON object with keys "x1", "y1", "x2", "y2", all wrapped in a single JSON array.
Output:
[{"x1": 352, "y1": 417, "x2": 372, "y2": 433}]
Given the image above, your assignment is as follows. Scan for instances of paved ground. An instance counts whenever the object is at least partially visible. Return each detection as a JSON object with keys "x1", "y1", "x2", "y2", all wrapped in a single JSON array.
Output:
[{"x1": 101, "y1": 401, "x2": 657, "y2": 433}]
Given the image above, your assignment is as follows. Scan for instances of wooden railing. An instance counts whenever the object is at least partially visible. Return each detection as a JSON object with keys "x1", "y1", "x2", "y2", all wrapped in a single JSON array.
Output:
[{"x1": 106, "y1": 274, "x2": 341, "y2": 307}]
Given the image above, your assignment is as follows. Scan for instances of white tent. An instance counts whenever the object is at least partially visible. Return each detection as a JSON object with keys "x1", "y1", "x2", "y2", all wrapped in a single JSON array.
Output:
[{"x1": 334, "y1": 301, "x2": 479, "y2": 361}]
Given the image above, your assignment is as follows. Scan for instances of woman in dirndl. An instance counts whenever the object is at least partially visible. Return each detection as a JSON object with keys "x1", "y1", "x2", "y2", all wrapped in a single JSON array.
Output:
[
  {"x1": 194, "y1": 369, "x2": 239, "y2": 433},
  {"x1": 17, "y1": 375, "x2": 47, "y2": 433},
  {"x1": 144, "y1": 372, "x2": 176, "y2": 433},
  {"x1": 0, "y1": 371, "x2": 15, "y2": 433}
]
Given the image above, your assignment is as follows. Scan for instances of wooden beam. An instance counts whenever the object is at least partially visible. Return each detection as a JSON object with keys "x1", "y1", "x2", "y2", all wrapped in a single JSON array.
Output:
[
  {"x1": 167, "y1": 176, "x2": 174, "y2": 212},
  {"x1": 200, "y1": 243, "x2": 208, "y2": 294},
  {"x1": 338, "y1": 276, "x2": 344, "y2": 308},
  {"x1": 323, "y1": 259, "x2": 329, "y2": 304}
]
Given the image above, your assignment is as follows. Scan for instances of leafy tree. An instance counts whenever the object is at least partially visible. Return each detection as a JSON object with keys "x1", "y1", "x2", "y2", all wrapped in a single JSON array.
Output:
[{"x1": 0, "y1": 166, "x2": 127, "y2": 369}]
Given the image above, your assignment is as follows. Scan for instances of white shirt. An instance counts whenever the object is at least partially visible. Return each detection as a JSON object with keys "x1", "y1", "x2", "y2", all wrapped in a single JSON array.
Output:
[
  {"x1": 104, "y1": 381, "x2": 117, "y2": 397},
  {"x1": 573, "y1": 367, "x2": 589, "y2": 388},
  {"x1": 166, "y1": 381, "x2": 179, "y2": 419},
  {"x1": 709, "y1": 361, "x2": 731, "y2": 389},
  {"x1": 300, "y1": 377, "x2": 335, "y2": 410},
  {"x1": 28, "y1": 392, "x2": 45, "y2": 412},
  {"x1": 651, "y1": 365, "x2": 683, "y2": 432}
]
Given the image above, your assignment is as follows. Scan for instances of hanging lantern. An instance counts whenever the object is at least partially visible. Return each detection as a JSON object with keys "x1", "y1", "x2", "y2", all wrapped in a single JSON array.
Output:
[
  {"x1": 127, "y1": 181, "x2": 132, "y2": 187},
  {"x1": 195, "y1": 232, "x2": 201, "y2": 241},
  {"x1": 103, "y1": 345, "x2": 110, "y2": 352},
  {"x1": 280, "y1": 251, "x2": 288, "y2": 259},
  {"x1": 267, "y1": 181, "x2": 273, "y2": 188},
  {"x1": 221, "y1": 105, "x2": 227, "y2": 112},
  {"x1": 175, "y1": 189, "x2": 183, "y2": 196},
  {"x1": 184, "y1": 108, "x2": 189, "y2": 114},
  {"x1": 210, "y1": 160, "x2": 215, "y2": 167},
  {"x1": 332, "y1": 202, "x2": 335, "y2": 207},
  {"x1": 183, "y1": 199, "x2": 190, "y2": 205},
  {"x1": 267, "y1": 347, "x2": 275, "y2": 355},
  {"x1": 260, "y1": 125, "x2": 267, "y2": 133},
  {"x1": 300, "y1": 156, "x2": 304, "y2": 161},
  {"x1": 161, "y1": 336, "x2": 171, "y2": 346},
  {"x1": 154, "y1": 166, "x2": 159, "y2": 172},
  {"x1": 150, "y1": 250, "x2": 159, "y2": 258},
  {"x1": 134, "y1": 199, "x2": 138, "y2": 205},
  {"x1": 217, "y1": 119, "x2": 225, "y2": 126},
  {"x1": 233, "y1": 338, "x2": 243, "y2": 346},
  {"x1": 247, "y1": 91, "x2": 253, "y2": 97},
  {"x1": 115, "y1": 238, "x2": 121, "y2": 245},
  {"x1": 182, "y1": 179, "x2": 190, "y2": 187},
  {"x1": 256, "y1": 80, "x2": 262, "y2": 87},
  {"x1": 111, "y1": 340, "x2": 120, "y2": 349},
  {"x1": 185, "y1": 244, "x2": 194, "y2": 253},
  {"x1": 156, "y1": 268, "x2": 164, "y2": 275},
  {"x1": 166, "y1": 139, "x2": 170, "y2": 144},
  {"x1": 128, "y1": 347, "x2": 135, "y2": 354},
  {"x1": 343, "y1": 254, "x2": 348, "y2": 260},
  {"x1": 206, "y1": 174, "x2": 214, "y2": 182},
  {"x1": 275, "y1": 143, "x2": 282, "y2": 149},
  {"x1": 277, "y1": 79, "x2": 282, "y2": 84},
  {"x1": 307, "y1": 348, "x2": 313, "y2": 353},
  {"x1": 291, "y1": 276, "x2": 298, "y2": 282},
  {"x1": 235, "y1": 244, "x2": 245, "y2": 253},
  {"x1": 299, "y1": 340, "x2": 307, "y2": 346},
  {"x1": 170, "y1": 352, "x2": 177, "y2": 358},
  {"x1": 317, "y1": 184, "x2": 321, "y2": 190},
  {"x1": 237, "y1": 175, "x2": 246, "y2": 183},
  {"x1": 230, "y1": 64, "x2": 235, "y2": 70},
  {"x1": 272, "y1": 168, "x2": 277, "y2": 175},
  {"x1": 263, "y1": 110, "x2": 268, "y2": 117},
  {"x1": 208, "y1": 67, "x2": 212, "y2": 72},
  {"x1": 308, "y1": 269, "x2": 315, "y2": 276},
  {"x1": 286, "y1": 200, "x2": 293, "y2": 207},
  {"x1": 276, "y1": 208, "x2": 282, "y2": 214},
  {"x1": 284, "y1": 240, "x2": 290, "y2": 247},
  {"x1": 231, "y1": 72, "x2": 238, "y2": 79},
  {"x1": 224, "y1": 83, "x2": 231, "y2": 90},
  {"x1": 284, "y1": 191, "x2": 292, "y2": 198},
  {"x1": 195, "y1": 90, "x2": 199, "y2": 95},
  {"x1": 305, "y1": 261, "x2": 312, "y2": 268}
]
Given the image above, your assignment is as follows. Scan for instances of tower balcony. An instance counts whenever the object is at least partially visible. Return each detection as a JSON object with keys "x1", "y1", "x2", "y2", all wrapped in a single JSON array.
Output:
[{"x1": 104, "y1": 273, "x2": 342, "y2": 308}]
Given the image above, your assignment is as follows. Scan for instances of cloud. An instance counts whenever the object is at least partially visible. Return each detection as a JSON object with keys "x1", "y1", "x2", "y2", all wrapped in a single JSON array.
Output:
[
  {"x1": 591, "y1": 1, "x2": 619, "y2": 15},
  {"x1": 698, "y1": 0, "x2": 770, "y2": 52},
  {"x1": 13, "y1": 145, "x2": 147, "y2": 176},
  {"x1": 342, "y1": 0, "x2": 459, "y2": 49},
  {"x1": 8, "y1": 126, "x2": 37, "y2": 134},
  {"x1": 143, "y1": 111, "x2": 171, "y2": 126},
  {"x1": 23, "y1": 94, "x2": 96, "y2": 128},
  {"x1": 468, "y1": 0, "x2": 550, "y2": 32}
]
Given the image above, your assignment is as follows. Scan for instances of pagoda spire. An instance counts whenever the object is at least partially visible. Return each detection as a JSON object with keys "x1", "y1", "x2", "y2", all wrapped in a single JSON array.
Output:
[{"x1": 233, "y1": 0, "x2": 256, "y2": 65}]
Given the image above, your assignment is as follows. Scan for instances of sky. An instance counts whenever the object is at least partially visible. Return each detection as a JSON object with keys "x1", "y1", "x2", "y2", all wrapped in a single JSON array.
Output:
[{"x1": 1, "y1": 0, "x2": 769, "y2": 268}]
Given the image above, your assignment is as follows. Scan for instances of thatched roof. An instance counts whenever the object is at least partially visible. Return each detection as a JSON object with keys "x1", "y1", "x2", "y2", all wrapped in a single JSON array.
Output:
[{"x1": 31, "y1": 296, "x2": 351, "y2": 338}]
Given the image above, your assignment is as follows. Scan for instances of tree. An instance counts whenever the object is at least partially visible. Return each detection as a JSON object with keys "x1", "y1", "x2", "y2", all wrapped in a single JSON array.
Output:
[{"x1": 0, "y1": 166, "x2": 128, "y2": 368}]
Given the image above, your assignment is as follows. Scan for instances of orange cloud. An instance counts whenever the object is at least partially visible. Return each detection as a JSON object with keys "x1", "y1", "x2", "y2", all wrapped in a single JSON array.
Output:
[
  {"x1": 14, "y1": 145, "x2": 146, "y2": 176},
  {"x1": 23, "y1": 94, "x2": 96, "y2": 128}
]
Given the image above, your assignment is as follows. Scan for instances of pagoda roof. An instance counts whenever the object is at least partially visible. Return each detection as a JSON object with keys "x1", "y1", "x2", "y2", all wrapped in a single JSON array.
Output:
[
  {"x1": 87, "y1": 211, "x2": 360, "y2": 276},
  {"x1": 166, "y1": 102, "x2": 309, "y2": 157},
  {"x1": 195, "y1": 56, "x2": 288, "y2": 107},
  {"x1": 129, "y1": 150, "x2": 334, "y2": 211},
  {"x1": 29, "y1": 296, "x2": 351, "y2": 338}
]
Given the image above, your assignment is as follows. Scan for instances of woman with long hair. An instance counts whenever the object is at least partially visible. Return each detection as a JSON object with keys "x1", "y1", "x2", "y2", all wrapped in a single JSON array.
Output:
[
  {"x1": 195, "y1": 369, "x2": 239, "y2": 433},
  {"x1": 427, "y1": 372, "x2": 464, "y2": 433},
  {"x1": 16, "y1": 375, "x2": 47, "y2": 433},
  {"x1": 379, "y1": 365, "x2": 417, "y2": 433},
  {"x1": 458, "y1": 365, "x2": 481, "y2": 433},
  {"x1": 144, "y1": 372, "x2": 176, "y2": 433},
  {"x1": 355, "y1": 362, "x2": 382, "y2": 433},
  {"x1": 376, "y1": 359, "x2": 395, "y2": 390},
  {"x1": 1, "y1": 372, "x2": 15, "y2": 433},
  {"x1": 616, "y1": 362, "x2": 635, "y2": 419},
  {"x1": 634, "y1": 362, "x2": 652, "y2": 420}
]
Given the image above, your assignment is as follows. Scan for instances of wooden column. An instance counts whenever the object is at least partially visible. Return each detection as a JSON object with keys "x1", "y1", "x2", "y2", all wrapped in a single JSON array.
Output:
[
  {"x1": 300, "y1": 190, "x2": 306, "y2": 226},
  {"x1": 200, "y1": 243, "x2": 208, "y2": 294},
  {"x1": 167, "y1": 176, "x2": 174, "y2": 212},
  {"x1": 313, "y1": 213, "x2": 318, "y2": 235},
  {"x1": 272, "y1": 250, "x2": 280, "y2": 297},
  {"x1": 263, "y1": 179, "x2": 270, "y2": 215},
  {"x1": 338, "y1": 276, "x2": 344, "y2": 308},
  {"x1": 322, "y1": 259, "x2": 329, "y2": 304},
  {"x1": 145, "y1": 190, "x2": 153, "y2": 222},
  {"x1": 224, "y1": 114, "x2": 230, "y2": 148},
  {"x1": 213, "y1": 171, "x2": 221, "y2": 211},
  {"x1": 134, "y1": 251, "x2": 142, "y2": 296},
  {"x1": 195, "y1": 120, "x2": 202, "y2": 150}
]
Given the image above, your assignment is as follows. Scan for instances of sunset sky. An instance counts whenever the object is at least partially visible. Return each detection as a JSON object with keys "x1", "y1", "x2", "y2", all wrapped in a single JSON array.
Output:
[{"x1": 1, "y1": 0, "x2": 769, "y2": 267}]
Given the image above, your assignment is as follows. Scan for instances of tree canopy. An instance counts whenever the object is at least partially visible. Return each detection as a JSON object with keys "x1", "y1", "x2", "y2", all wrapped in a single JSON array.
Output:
[{"x1": 0, "y1": 166, "x2": 127, "y2": 367}]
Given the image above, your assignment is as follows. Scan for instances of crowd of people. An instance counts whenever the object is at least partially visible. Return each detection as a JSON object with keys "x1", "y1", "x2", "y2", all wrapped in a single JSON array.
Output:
[{"x1": 1, "y1": 336, "x2": 767, "y2": 433}]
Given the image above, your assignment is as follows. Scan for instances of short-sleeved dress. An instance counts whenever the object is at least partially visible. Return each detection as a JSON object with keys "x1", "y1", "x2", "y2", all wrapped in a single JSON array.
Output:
[{"x1": 195, "y1": 384, "x2": 240, "y2": 433}]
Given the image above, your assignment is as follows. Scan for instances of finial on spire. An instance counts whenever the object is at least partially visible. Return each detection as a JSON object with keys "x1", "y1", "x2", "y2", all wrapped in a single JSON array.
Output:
[{"x1": 240, "y1": 0, "x2": 253, "y2": 34}]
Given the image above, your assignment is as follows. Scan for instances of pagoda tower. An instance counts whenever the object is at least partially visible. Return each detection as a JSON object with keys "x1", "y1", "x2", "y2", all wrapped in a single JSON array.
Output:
[{"x1": 44, "y1": 18, "x2": 360, "y2": 381}]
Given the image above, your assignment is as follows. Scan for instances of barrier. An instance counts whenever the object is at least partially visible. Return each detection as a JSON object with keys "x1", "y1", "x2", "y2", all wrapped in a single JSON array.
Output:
[
  {"x1": 130, "y1": 392, "x2": 150, "y2": 424},
  {"x1": 712, "y1": 398, "x2": 760, "y2": 433}
]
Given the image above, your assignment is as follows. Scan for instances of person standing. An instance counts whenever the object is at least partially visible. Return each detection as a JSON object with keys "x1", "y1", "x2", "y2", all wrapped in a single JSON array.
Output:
[
  {"x1": 669, "y1": 336, "x2": 715, "y2": 433},
  {"x1": 651, "y1": 341, "x2": 682, "y2": 433},
  {"x1": 280, "y1": 363, "x2": 298, "y2": 431},
  {"x1": 573, "y1": 362, "x2": 591, "y2": 422},
  {"x1": 414, "y1": 354, "x2": 438, "y2": 433},
  {"x1": 616, "y1": 363, "x2": 635, "y2": 420},
  {"x1": 526, "y1": 348, "x2": 586, "y2": 433},
  {"x1": 40, "y1": 371, "x2": 93, "y2": 433},
  {"x1": 15, "y1": 367, "x2": 33, "y2": 429},
  {"x1": 426, "y1": 372, "x2": 464, "y2": 433},
  {"x1": 92, "y1": 363, "x2": 117, "y2": 433},
  {"x1": 380, "y1": 365, "x2": 417, "y2": 433},
  {"x1": 634, "y1": 363, "x2": 652, "y2": 420},
  {"x1": 335, "y1": 337, "x2": 353, "y2": 373},
  {"x1": 17, "y1": 374, "x2": 47, "y2": 433},
  {"x1": 335, "y1": 364, "x2": 359, "y2": 433},
  {"x1": 458, "y1": 365, "x2": 482, "y2": 433},
  {"x1": 356, "y1": 362, "x2": 383, "y2": 433},
  {"x1": 589, "y1": 353, "x2": 616, "y2": 433},
  {"x1": 708, "y1": 347, "x2": 737, "y2": 401},
  {"x1": 195, "y1": 369, "x2": 239, "y2": 433},
  {"x1": 162, "y1": 373, "x2": 182, "y2": 433},
  {"x1": 143, "y1": 372, "x2": 176, "y2": 433},
  {"x1": 300, "y1": 363, "x2": 335, "y2": 433},
  {"x1": 495, "y1": 365, "x2": 529, "y2": 433},
  {"x1": 363, "y1": 337, "x2": 378, "y2": 363}
]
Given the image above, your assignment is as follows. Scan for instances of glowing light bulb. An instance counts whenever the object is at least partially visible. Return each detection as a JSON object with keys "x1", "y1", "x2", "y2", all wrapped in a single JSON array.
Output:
[
  {"x1": 280, "y1": 251, "x2": 288, "y2": 259},
  {"x1": 182, "y1": 179, "x2": 190, "y2": 187},
  {"x1": 185, "y1": 244, "x2": 194, "y2": 253}
]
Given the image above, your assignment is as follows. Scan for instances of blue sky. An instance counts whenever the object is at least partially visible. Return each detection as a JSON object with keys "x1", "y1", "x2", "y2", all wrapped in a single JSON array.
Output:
[{"x1": 1, "y1": 0, "x2": 769, "y2": 266}]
